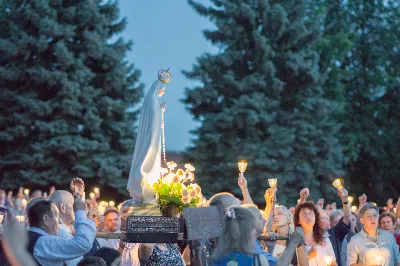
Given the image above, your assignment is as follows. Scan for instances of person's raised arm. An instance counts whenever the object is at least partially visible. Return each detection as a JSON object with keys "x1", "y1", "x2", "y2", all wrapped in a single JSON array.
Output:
[
  {"x1": 298, "y1": 188, "x2": 309, "y2": 205},
  {"x1": 356, "y1": 194, "x2": 367, "y2": 215},
  {"x1": 2, "y1": 218, "x2": 37, "y2": 266},
  {"x1": 34, "y1": 196, "x2": 96, "y2": 262},
  {"x1": 238, "y1": 174, "x2": 254, "y2": 205},
  {"x1": 339, "y1": 188, "x2": 351, "y2": 226},
  {"x1": 263, "y1": 188, "x2": 276, "y2": 225},
  {"x1": 396, "y1": 197, "x2": 400, "y2": 219}
]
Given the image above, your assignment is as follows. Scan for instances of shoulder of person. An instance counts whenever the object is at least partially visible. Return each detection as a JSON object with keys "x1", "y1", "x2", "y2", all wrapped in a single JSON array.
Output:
[
  {"x1": 348, "y1": 231, "x2": 363, "y2": 243},
  {"x1": 37, "y1": 234, "x2": 62, "y2": 243},
  {"x1": 379, "y1": 229, "x2": 396, "y2": 240}
]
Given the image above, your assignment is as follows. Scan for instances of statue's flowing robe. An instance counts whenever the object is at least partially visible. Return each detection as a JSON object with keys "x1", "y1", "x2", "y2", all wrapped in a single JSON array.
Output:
[{"x1": 127, "y1": 80, "x2": 165, "y2": 201}]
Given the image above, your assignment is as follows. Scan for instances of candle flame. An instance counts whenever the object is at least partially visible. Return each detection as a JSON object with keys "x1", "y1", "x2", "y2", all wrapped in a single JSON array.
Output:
[
  {"x1": 238, "y1": 160, "x2": 248, "y2": 173},
  {"x1": 268, "y1": 178, "x2": 278, "y2": 188}
]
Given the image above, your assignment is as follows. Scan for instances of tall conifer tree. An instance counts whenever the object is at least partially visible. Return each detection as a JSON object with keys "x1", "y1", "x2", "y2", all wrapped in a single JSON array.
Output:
[
  {"x1": 184, "y1": 0, "x2": 344, "y2": 204},
  {"x1": 0, "y1": 0, "x2": 143, "y2": 193},
  {"x1": 318, "y1": 0, "x2": 400, "y2": 200}
]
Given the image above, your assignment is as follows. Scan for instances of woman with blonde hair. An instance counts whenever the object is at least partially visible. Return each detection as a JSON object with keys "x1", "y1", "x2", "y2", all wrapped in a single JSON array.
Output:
[
  {"x1": 272, "y1": 206, "x2": 295, "y2": 256},
  {"x1": 213, "y1": 206, "x2": 269, "y2": 265},
  {"x1": 271, "y1": 205, "x2": 308, "y2": 266}
]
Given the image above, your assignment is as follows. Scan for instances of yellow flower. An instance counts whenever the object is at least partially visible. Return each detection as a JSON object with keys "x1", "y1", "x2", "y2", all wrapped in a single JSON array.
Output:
[
  {"x1": 181, "y1": 196, "x2": 191, "y2": 204},
  {"x1": 181, "y1": 188, "x2": 189, "y2": 198},
  {"x1": 163, "y1": 173, "x2": 175, "y2": 184},
  {"x1": 160, "y1": 168, "x2": 169, "y2": 175},
  {"x1": 187, "y1": 172, "x2": 194, "y2": 181},
  {"x1": 189, "y1": 189, "x2": 197, "y2": 198},
  {"x1": 167, "y1": 161, "x2": 177, "y2": 170},
  {"x1": 172, "y1": 175, "x2": 180, "y2": 184},
  {"x1": 176, "y1": 169, "x2": 186, "y2": 180},
  {"x1": 184, "y1": 163, "x2": 195, "y2": 172},
  {"x1": 192, "y1": 183, "x2": 201, "y2": 194},
  {"x1": 197, "y1": 197, "x2": 208, "y2": 207}
]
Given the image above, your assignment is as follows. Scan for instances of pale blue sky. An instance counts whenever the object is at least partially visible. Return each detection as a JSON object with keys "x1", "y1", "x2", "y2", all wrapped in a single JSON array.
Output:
[{"x1": 119, "y1": 0, "x2": 216, "y2": 151}]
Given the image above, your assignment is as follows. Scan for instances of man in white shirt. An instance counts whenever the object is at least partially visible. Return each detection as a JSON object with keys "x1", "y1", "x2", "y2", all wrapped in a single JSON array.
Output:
[
  {"x1": 27, "y1": 195, "x2": 96, "y2": 266},
  {"x1": 104, "y1": 209, "x2": 122, "y2": 251},
  {"x1": 347, "y1": 203, "x2": 400, "y2": 266}
]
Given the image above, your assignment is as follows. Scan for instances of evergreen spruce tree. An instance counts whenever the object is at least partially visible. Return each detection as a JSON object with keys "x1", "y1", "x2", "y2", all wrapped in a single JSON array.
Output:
[
  {"x1": 320, "y1": 0, "x2": 400, "y2": 201},
  {"x1": 184, "y1": 0, "x2": 344, "y2": 204},
  {"x1": 0, "y1": 0, "x2": 143, "y2": 194}
]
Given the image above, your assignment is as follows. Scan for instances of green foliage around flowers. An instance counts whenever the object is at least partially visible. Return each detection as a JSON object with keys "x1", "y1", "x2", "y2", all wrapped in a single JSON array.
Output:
[{"x1": 153, "y1": 181, "x2": 200, "y2": 208}]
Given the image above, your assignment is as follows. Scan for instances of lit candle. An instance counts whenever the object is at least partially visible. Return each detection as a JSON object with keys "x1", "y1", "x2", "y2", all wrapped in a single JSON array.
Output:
[
  {"x1": 21, "y1": 199, "x2": 28, "y2": 207},
  {"x1": 372, "y1": 202, "x2": 377, "y2": 207},
  {"x1": 109, "y1": 201, "x2": 115, "y2": 207},
  {"x1": 324, "y1": 255, "x2": 333, "y2": 266},
  {"x1": 90, "y1": 192, "x2": 95, "y2": 200},
  {"x1": 332, "y1": 179, "x2": 343, "y2": 190},
  {"x1": 24, "y1": 189, "x2": 30, "y2": 197},
  {"x1": 351, "y1": 206, "x2": 358, "y2": 212},
  {"x1": 16, "y1": 215, "x2": 25, "y2": 223},
  {"x1": 348, "y1": 196, "x2": 354, "y2": 203},
  {"x1": 100, "y1": 201, "x2": 108, "y2": 207},
  {"x1": 268, "y1": 178, "x2": 278, "y2": 188},
  {"x1": 94, "y1": 188, "x2": 100, "y2": 194},
  {"x1": 98, "y1": 205, "x2": 105, "y2": 215},
  {"x1": 117, "y1": 203, "x2": 122, "y2": 211},
  {"x1": 237, "y1": 160, "x2": 248, "y2": 184},
  {"x1": 375, "y1": 255, "x2": 383, "y2": 265},
  {"x1": 238, "y1": 160, "x2": 248, "y2": 173}
]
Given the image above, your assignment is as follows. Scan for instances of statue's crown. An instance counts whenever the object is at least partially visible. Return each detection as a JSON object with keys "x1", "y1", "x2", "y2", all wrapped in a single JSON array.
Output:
[{"x1": 158, "y1": 68, "x2": 172, "y2": 84}]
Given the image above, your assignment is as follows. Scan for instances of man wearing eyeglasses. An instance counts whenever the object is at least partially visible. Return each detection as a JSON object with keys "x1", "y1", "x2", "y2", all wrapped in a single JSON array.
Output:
[{"x1": 347, "y1": 203, "x2": 400, "y2": 266}]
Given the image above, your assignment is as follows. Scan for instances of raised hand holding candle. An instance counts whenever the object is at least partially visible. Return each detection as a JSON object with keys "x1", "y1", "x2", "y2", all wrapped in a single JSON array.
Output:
[
  {"x1": 90, "y1": 193, "x2": 95, "y2": 200},
  {"x1": 238, "y1": 160, "x2": 248, "y2": 183},
  {"x1": 268, "y1": 178, "x2": 278, "y2": 188},
  {"x1": 24, "y1": 189, "x2": 30, "y2": 197},
  {"x1": 332, "y1": 178, "x2": 343, "y2": 191},
  {"x1": 351, "y1": 206, "x2": 357, "y2": 212}
]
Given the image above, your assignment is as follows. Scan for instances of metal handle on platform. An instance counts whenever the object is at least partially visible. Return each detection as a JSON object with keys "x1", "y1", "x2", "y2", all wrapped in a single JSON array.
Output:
[{"x1": 96, "y1": 232, "x2": 288, "y2": 242}]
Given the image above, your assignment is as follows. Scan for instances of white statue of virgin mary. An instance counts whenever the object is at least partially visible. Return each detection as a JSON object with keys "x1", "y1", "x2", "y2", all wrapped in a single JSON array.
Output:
[{"x1": 127, "y1": 69, "x2": 171, "y2": 203}]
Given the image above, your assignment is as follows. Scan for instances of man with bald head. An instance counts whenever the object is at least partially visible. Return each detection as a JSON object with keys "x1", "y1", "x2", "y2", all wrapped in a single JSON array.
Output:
[{"x1": 49, "y1": 190, "x2": 75, "y2": 237}]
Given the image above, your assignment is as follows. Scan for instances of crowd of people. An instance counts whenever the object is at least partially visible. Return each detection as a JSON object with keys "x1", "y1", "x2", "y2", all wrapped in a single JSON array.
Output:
[{"x1": 0, "y1": 176, "x2": 399, "y2": 266}]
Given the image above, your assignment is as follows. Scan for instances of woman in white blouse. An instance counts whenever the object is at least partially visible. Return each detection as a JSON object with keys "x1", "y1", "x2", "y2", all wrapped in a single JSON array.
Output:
[{"x1": 294, "y1": 202, "x2": 337, "y2": 266}]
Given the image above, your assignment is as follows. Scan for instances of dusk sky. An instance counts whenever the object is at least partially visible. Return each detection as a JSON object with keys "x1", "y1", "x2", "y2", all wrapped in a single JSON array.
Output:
[{"x1": 119, "y1": 0, "x2": 216, "y2": 151}]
